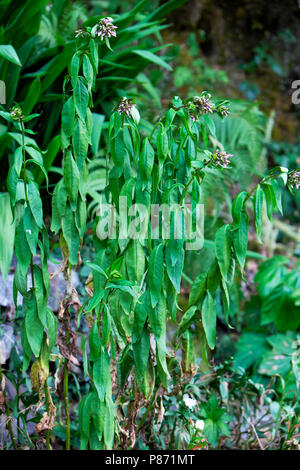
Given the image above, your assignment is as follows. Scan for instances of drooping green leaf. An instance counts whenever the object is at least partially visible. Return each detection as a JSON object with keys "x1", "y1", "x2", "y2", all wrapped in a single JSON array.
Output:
[
  {"x1": 202, "y1": 291, "x2": 216, "y2": 350},
  {"x1": 215, "y1": 224, "x2": 232, "y2": 280},
  {"x1": 253, "y1": 184, "x2": 263, "y2": 243},
  {"x1": 148, "y1": 243, "x2": 164, "y2": 308}
]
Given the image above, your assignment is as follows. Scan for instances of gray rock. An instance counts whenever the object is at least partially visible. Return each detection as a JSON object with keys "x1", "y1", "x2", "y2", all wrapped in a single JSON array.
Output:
[
  {"x1": 0, "y1": 258, "x2": 80, "y2": 312},
  {"x1": 0, "y1": 324, "x2": 14, "y2": 364}
]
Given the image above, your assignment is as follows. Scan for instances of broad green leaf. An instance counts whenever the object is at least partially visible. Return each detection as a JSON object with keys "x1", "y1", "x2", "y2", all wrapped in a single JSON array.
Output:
[
  {"x1": 215, "y1": 224, "x2": 232, "y2": 280},
  {"x1": 27, "y1": 180, "x2": 43, "y2": 228},
  {"x1": 86, "y1": 261, "x2": 109, "y2": 279},
  {"x1": 165, "y1": 239, "x2": 184, "y2": 292},
  {"x1": 202, "y1": 291, "x2": 216, "y2": 350},
  {"x1": 253, "y1": 185, "x2": 263, "y2": 243},
  {"x1": 91, "y1": 113, "x2": 105, "y2": 156},
  {"x1": 132, "y1": 328, "x2": 150, "y2": 396},
  {"x1": 148, "y1": 243, "x2": 164, "y2": 308},
  {"x1": 104, "y1": 399, "x2": 115, "y2": 449},
  {"x1": 70, "y1": 51, "x2": 80, "y2": 88},
  {"x1": 0, "y1": 193, "x2": 15, "y2": 279},
  {"x1": 139, "y1": 137, "x2": 154, "y2": 181},
  {"x1": 74, "y1": 79, "x2": 89, "y2": 121},
  {"x1": 86, "y1": 289, "x2": 105, "y2": 312},
  {"x1": 149, "y1": 294, "x2": 166, "y2": 339},
  {"x1": 24, "y1": 292, "x2": 44, "y2": 357},
  {"x1": 64, "y1": 150, "x2": 80, "y2": 210},
  {"x1": 89, "y1": 321, "x2": 101, "y2": 362},
  {"x1": 23, "y1": 205, "x2": 38, "y2": 256},
  {"x1": 117, "y1": 344, "x2": 134, "y2": 389},
  {"x1": 93, "y1": 347, "x2": 111, "y2": 401},
  {"x1": 73, "y1": 117, "x2": 89, "y2": 170},
  {"x1": 125, "y1": 240, "x2": 145, "y2": 284},
  {"x1": 15, "y1": 219, "x2": 31, "y2": 277},
  {"x1": 33, "y1": 265, "x2": 47, "y2": 327},
  {"x1": 62, "y1": 97, "x2": 75, "y2": 137},
  {"x1": 79, "y1": 393, "x2": 93, "y2": 449},
  {"x1": 231, "y1": 191, "x2": 248, "y2": 228},
  {"x1": 233, "y1": 210, "x2": 249, "y2": 272},
  {"x1": 188, "y1": 272, "x2": 207, "y2": 307},
  {"x1": 262, "y1": 182, "x2": 276, "y2": 220},
  {"x1": 46, "y1": 309, "x2": 58, "y2": 351},
  {"x1": 178, "y1": 306, "x2": 197, "y2": 336},
  {"x1": 61, "y1": 205, "x2": 81, "y2": 265}
]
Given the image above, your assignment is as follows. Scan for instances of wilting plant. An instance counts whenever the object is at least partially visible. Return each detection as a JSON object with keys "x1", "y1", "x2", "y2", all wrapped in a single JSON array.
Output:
[{"x1": 1, "y1": 10, "x2": 300, "y2": 451}]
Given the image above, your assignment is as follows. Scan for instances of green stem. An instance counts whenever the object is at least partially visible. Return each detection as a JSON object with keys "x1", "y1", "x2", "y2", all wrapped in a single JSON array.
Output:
[
  {"x1": 137, "y1": 391, "x2": 157, "y2": 432},
  {"x1": 64, "y1": 361, "x2": 70, "y2": 450},
  {"x1": 181, "y1": 271, "x2": 193, "y2": 285},
  {"x1": 179, "y1": 175, "x2": 194, "y2": 205},
  {"x1": 20, "y1": 120, "x2": 35, "y2": 289},
  {"x1": 149, "y1": 120, "x2": 161, "y2": 141}
]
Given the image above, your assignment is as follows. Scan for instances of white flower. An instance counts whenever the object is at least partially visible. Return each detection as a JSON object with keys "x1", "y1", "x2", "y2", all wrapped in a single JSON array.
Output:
[
  {"x1": 183, "y1": 393, "x2": 197, "y2": 409},
  {"x1": 195, "y1": 419, "x2": 205, "y2": 431}
]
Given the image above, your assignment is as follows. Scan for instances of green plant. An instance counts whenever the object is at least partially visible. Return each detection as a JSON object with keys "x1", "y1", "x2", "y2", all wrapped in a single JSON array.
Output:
[{"x1": 1, "y1": 5, "x2": 300, "y2": 452}]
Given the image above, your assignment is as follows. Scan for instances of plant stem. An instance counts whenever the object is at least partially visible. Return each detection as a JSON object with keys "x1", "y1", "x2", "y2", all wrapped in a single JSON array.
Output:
[
  {"x1": 149, "y1": 120, "x2": 161, "y2": 141},
  {"x1": 0, "y1": 365, "x2": 18, "y2": 450},
  {"x1": 44, "y1": 384, "x2": 51, "y2": 450},
  {"x1": 179, "y1": 175, "x2": 194, "y2": 205},
  {"x1": 20, "y1": 120, "x2": 35, "y2": 289},
  {"x1": 181, "y1": 271, "x2": 193, "y2": 285},
  {"x1": 64, "y1": 361, "x2": 70, "y2": 450}
]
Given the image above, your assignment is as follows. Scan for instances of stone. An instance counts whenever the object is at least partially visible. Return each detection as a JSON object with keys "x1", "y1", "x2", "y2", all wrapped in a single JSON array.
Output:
[
  {"x1": 0, "y1": 324, "x2": 14, "y2": 364},
  {"x1": 0, "y1": 257, "x2": 80, "y2": 312}
]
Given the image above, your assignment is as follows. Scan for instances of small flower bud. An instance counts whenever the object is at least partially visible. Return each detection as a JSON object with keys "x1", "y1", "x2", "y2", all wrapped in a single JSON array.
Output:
[
  {"x1": 95, "y1": 17, "x2": 117, "y2": 41},
  {"x1": 74, "y1": 28, "x2": 88, "y2": 38},
  {"x1": 217, "y1": 105, "x2": 230, "y2": 117},
  {"x1": 10, "y1": 105, "x2": 24, "y2": 121},
  {"x1": 213, "y1": 150, "x2": 233, "y2": 168},
  {"x1": 116, "y1": 97, "x2": 135, "y2": 117},
  {"x1": 288, "y1": 170, "x2": 300, "y2": 189},
  {"x1": 192, "y1": 95, "x2": 215, "y2": 114}
]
